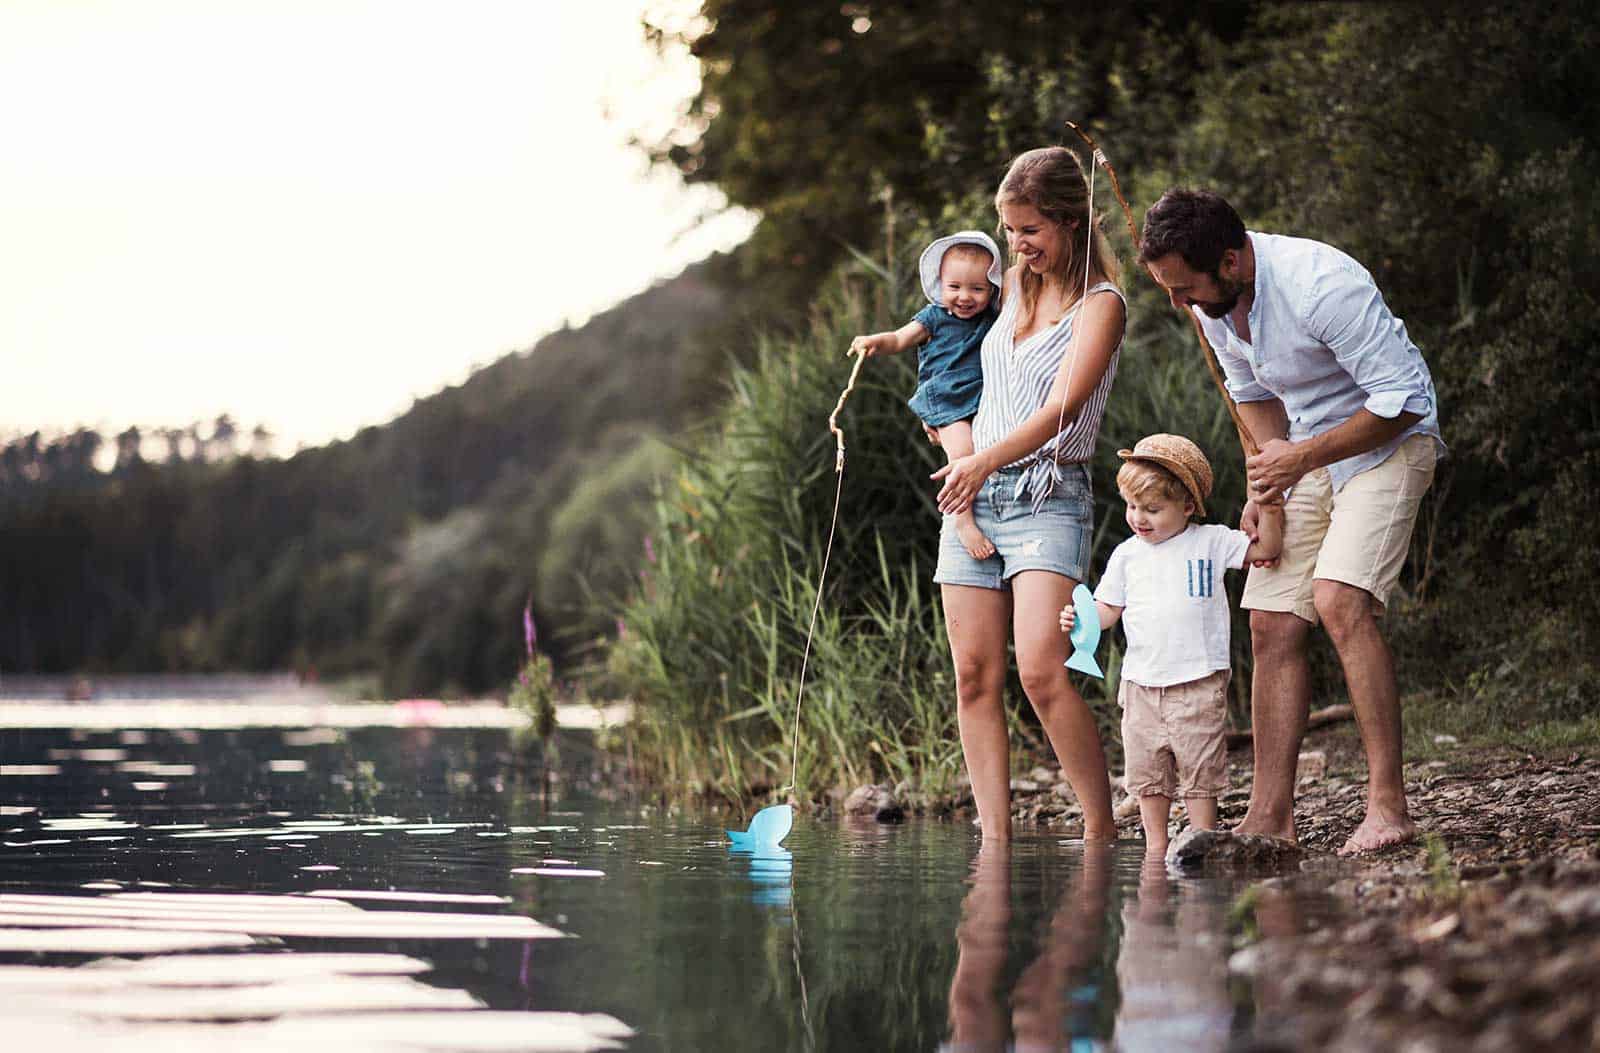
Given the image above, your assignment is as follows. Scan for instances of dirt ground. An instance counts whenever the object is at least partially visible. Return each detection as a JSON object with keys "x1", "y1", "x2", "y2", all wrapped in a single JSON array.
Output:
[{"x1": 1001, "y1": 723, "x2": 1600, "y2": 1052}]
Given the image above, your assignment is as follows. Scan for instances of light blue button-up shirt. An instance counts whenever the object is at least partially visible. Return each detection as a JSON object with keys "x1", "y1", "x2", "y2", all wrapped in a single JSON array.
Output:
[{"x1": 1197, "y1": 231, "x2": 1445, "y2": 492}]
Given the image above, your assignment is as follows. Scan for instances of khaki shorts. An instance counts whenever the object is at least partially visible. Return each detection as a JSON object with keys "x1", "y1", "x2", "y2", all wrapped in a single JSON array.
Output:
[
  {"x1": 1243, "y1": 433, "x2": 1437, "y2": 624},
  {"x1": 1120, "y1": 669, "x2": 1230, "y2": 800}
]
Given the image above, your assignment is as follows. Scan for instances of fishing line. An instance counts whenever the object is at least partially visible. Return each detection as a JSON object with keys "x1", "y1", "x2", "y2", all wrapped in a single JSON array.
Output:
[
  {"x1": 783, "y1": 348, "x2": 867, "y2": 798},
  {"x1": 1049, "y1": 146, "x2": 1101, "y2": 479}
]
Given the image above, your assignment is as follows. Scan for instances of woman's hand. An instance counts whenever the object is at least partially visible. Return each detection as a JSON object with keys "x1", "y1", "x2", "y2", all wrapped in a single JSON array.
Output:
[
  {"x1": 933, "y1": 453, "x2": 992, "y2": 515},
  {"x1": 1058, "y1": 603, "x2": 1076, "y2": 634}
]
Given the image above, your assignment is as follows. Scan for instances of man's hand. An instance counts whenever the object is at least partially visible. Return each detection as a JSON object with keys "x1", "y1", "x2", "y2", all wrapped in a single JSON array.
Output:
[
  {"x1": 1058, "y1": 603, "x2": 1076, "y2": 634},
  {"x1": 932, "y1": 453, "x2": 992, "y2": 515},
  {"x1": 1240, "y1": 499, "x2": 1281, "y2": 569},
  {"x1": 1245, "y1": 438, "x2": 1308, "y2": 499}
]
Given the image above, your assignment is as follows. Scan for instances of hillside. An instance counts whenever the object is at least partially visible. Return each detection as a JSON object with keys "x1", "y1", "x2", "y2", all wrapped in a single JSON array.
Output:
[{"x1": 1, "y1": 258, "x2": 731, "y2": 694}]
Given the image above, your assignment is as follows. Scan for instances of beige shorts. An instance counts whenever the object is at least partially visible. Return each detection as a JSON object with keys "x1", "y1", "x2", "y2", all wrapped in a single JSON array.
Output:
[
  {"x1": 1120, "y1": 669, "x2": 1230, "y2": 800},
  {"x1": 1243, "y1": 433, "x2": 1438, "y2": 624}
]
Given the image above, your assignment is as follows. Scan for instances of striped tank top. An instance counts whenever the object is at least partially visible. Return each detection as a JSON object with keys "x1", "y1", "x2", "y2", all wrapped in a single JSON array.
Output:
[{"x1": 971, "y1": 280, "x2": 1127, "y2": 513}]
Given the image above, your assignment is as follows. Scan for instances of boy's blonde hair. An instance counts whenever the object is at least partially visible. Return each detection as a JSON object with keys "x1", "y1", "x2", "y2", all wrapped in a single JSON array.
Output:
[{"x1": 1117, "y1": 459, "x2": 1194, "y2": 513}]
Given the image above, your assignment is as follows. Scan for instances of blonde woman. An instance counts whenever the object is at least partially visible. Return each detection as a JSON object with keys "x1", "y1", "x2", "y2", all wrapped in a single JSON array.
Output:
[{"x1": 931, "y1": 146, "x2": 1124, "y2": 843}]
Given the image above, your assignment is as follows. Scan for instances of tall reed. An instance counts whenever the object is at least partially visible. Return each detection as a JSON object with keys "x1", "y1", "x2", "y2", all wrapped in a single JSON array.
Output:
[{"x1": 604, "y1": 244, "x2": 1256, "y2": 804}]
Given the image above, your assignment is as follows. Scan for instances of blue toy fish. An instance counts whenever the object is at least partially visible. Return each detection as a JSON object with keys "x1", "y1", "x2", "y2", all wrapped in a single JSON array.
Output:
[
  {"x1": 1063, "y1": 582, "x2": 1104, "y2": 679},
  {"x1": 727, "y1": 803, "x2": 793, "y2": 851}
]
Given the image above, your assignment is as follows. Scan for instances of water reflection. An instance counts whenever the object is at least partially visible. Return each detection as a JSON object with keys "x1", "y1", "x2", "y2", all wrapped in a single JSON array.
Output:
[
  {"x1": 2, "y1": 717, "x2": 1344, "y2": 1051},
  {"x1": 730, "y1": 844, "x2": 794, "y2": 909},
  {"x1": 947, "y1": 843, "x2": 1111, "y2": 1052},
  {"x1": 1112, "y1": 857, "x2": 1231, "y2": 1051}
]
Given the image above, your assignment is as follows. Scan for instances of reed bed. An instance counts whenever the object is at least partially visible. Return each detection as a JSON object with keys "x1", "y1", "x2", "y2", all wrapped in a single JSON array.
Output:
[{"x1": 606, "y1": 254, "x2": 1257, "y2": 805}]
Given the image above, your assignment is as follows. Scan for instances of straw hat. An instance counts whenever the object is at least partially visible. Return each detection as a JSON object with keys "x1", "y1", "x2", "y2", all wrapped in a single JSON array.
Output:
[
  {"x1": 917, "y1": 231, "x2": 1004, "y2": 306},
  {"x1": 1118, "y1": 433, "x2": 1214, "y2": 515}
]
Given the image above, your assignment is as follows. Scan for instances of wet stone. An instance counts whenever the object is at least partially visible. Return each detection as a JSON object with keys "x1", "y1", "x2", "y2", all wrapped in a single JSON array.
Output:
[
  {"x1": 842, "y1": 783, "x2": 897, "y2": 817},
  {"x1": 1166, "y1": 828, "x2": 1304, "y2": 873}
]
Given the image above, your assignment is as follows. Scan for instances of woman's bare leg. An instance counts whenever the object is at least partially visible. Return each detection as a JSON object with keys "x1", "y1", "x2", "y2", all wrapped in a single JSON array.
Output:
[
  {"x1": 936, "y1": 421, "x2": 996, "y2": 559},
  {"x1": 943, "y1": 583, "x2": 1014, "y2": 842},
  {"x1": 1010, "y1": 570, "x2": 1115, "y2": 839}
]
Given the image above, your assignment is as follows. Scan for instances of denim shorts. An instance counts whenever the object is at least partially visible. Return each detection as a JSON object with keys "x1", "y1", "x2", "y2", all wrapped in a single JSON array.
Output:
[{"x1": 933, "y1": 463, "x2": 1094, "y2": 590}]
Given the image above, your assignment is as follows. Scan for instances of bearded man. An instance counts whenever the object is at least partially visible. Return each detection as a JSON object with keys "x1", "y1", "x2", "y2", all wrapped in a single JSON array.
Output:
[{"x1": 1139, "y1": 189, "x2": 1445, "y2": 854}]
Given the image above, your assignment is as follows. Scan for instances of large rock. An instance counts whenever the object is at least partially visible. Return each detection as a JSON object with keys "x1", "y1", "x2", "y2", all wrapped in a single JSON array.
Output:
[
  {"x1": 843, "y1": 784, "x2": 902, "y2": 822},
  {"x1": 1166, "y1": 828, "x2": 1304, "y2": 873}
]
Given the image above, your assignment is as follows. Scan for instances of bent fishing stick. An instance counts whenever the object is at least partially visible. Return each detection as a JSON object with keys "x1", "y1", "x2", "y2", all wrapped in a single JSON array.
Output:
[{"x1": 1064, "y1": 121, "x2": 1260, "y2": 457}]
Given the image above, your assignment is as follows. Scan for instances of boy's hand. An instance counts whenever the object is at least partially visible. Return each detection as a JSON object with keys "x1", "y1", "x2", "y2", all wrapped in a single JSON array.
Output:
[
  {"x1": 1241, "y1": 500, "x2": 1281, "y2": 569},
  {"x1": 1058, "y1": 603, "x2": 1076, "y2": 634}
]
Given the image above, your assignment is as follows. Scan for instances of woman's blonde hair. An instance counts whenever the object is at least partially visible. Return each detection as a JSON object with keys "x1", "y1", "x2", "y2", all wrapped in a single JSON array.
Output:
[{"x1": 995, "y1": 146, "x2": 1121, "y2": 321}]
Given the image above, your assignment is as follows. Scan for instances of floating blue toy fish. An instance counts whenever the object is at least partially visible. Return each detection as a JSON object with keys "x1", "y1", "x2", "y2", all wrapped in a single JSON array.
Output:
[
  {"x1": 1063, "y1": 583, "x2": 1104, "y2": 679},
  {"x1": 727, "y1": 803, "x2": 793, "y2": 851}
]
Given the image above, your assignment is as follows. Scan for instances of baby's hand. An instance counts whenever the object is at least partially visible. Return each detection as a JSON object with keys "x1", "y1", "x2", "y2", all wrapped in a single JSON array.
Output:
[
  {"x1": 1058, "y1": 603, "x2": 1076, "y2": 634},
  {"x1": 849, "y1": 333, "x2": 887, "y2": 358}
]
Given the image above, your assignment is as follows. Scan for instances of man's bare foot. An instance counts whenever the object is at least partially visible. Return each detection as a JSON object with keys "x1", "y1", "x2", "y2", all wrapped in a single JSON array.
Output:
[
  {"x1": 1338, "y1": 811, "x2": 1417, "y2": 855},
  {"x1": 954, "y1": 514, "x2": 995, "y2": 560},
  {"x1": 1231, "y1": 810, "x2": 1296, "y2": 843}
]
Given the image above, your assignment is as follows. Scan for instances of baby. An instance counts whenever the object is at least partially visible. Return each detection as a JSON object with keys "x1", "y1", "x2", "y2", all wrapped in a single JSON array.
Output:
[
  {"x1": 1060, "y1": 434, "x2": 1283, "y2": 858},
  {"x1": 850, "y1": 231, "x2": 1002, "y2": 558}
]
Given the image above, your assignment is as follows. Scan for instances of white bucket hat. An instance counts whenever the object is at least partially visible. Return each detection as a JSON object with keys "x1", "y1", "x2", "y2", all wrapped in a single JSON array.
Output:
[{"x1": 918, "y1": 231, "x2": 1004, "y2": 307}]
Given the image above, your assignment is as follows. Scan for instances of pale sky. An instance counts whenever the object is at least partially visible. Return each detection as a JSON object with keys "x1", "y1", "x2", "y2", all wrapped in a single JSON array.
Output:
[{"x1": 0, "y1": 0, "x2": 754, "y2": 453}]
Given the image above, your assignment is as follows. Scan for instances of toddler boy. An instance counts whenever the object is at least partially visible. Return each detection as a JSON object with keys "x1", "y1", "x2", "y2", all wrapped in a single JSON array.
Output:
[{"x1": 1059, "y1": 434, "x2": 1283, "y2": 858}]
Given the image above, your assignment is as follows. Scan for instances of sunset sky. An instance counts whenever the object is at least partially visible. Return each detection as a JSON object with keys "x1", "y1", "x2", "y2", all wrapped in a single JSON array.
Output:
[{"x1": 0, "y1": 0, "x2": 754, "y2": 452}]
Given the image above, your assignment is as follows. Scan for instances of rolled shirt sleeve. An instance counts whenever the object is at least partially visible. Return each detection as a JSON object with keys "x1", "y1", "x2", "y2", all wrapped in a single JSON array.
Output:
[{"x1": 1303, "y1": 262, "x2": 1435, "y2": 421}]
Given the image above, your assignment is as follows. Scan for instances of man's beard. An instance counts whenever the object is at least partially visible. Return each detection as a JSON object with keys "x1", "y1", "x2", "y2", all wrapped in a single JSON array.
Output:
[{"x1": 1196, "y1": 273, "x2": 1246, "y2": 318}]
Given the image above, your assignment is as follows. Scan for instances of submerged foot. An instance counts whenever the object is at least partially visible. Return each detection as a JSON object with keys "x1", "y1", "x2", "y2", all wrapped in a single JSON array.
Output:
[
  {"x1": 1339, "y1": 812, "x2": 1417, "y2": 856},
  {"x1": 955, "y1": 515, "x2": 996, "y2": 560}
]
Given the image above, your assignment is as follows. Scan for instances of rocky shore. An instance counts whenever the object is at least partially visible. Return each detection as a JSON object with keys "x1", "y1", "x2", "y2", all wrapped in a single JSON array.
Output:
[{"x1": 833, "y1": 726, "x2": 1600, "y2": 1051}]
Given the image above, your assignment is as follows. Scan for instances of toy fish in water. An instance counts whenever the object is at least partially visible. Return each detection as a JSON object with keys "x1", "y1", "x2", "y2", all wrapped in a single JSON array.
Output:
[
  {"x1": 1063, "y1": 582, "x2": 1104, "y2": 679},
  {"x1": 727, "y1": 803, "x2": 792, "y2": 850}
]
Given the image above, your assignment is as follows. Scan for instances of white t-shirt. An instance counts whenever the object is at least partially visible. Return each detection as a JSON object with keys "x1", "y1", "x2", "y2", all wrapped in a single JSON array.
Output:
[{"x1": 1095, "y1": 523, "x2": 1252, "y2": 689}]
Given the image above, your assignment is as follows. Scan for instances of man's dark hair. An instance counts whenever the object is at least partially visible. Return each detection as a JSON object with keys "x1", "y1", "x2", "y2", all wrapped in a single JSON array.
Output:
[{"x1": 1138, "y1": 189, "x2": 1247, "y2": 273}]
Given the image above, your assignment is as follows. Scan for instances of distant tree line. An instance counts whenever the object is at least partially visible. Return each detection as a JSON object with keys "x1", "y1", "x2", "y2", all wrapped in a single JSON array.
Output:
[{"x1": 1, "y1": 264, "x2": 729, "y2": 695}]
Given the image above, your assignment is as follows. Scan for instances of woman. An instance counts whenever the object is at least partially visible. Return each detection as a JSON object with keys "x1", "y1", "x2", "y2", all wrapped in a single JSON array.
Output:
[{"x1": 930, "y1": 146, "x2": 1124, "y2": 842}]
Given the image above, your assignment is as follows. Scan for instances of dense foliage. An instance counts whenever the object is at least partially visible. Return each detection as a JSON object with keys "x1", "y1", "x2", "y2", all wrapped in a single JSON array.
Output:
[{"x1": 611, "y1": 0, "x2": 1600, "y2": 797}]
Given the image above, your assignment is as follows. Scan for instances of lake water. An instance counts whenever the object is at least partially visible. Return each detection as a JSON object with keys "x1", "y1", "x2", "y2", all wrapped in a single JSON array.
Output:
[{"x1": 0, "y1": 717, "x2": 1319, "y2": 1051}]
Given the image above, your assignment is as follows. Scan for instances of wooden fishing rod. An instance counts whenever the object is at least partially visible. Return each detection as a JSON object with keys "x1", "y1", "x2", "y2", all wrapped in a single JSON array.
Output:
[{"x1": 1065, "y1": 121, "x2": 1260, "y2": 457}]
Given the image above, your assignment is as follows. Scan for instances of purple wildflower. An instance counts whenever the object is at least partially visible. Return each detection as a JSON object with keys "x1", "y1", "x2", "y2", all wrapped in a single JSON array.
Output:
[
  {"x1": 643, "y1": 535, "x2": 656, "y2": 565},
  {"x1": 615, "y1": 618, "x2": 627, "y2": 638},
  {"x1": 522, "y1": 598, "x2": 537, "y2": 658}
]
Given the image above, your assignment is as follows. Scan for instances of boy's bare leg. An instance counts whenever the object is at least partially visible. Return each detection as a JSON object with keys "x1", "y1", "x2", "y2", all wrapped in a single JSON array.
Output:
[
  {"x1": 936, "y1": 420, "x2": 996, "y2": 559},
  {"x1": 1139, "y1": 795, "x2": 1173, "y2": 858},
  {"x1": 1184, "y1": 796, "x2": 1218, "y2": 831}
]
